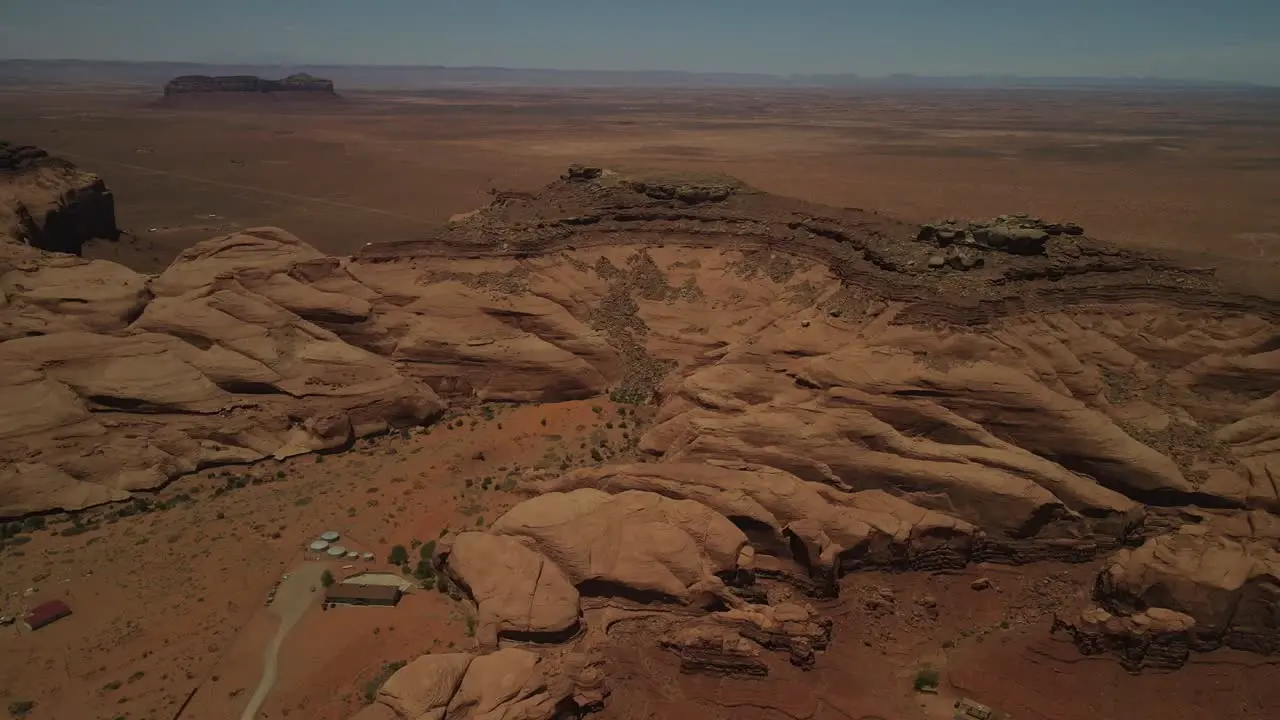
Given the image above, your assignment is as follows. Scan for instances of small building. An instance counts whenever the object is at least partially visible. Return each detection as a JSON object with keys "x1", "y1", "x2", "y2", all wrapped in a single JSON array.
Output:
[
  {"x1": 324, "y1": 584, "x2": 401, "y2": 608},
  {"x1": 24, "y1": 600, "x2": 71, "y2": 631},
  {"x1": 954, "y1": 698, "x2": 1007, "y2": 720}
]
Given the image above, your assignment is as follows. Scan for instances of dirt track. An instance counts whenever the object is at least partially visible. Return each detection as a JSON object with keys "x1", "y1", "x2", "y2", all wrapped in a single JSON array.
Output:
[{"x1": 240, "y1": 562, "x2": 325, "y2": 720}]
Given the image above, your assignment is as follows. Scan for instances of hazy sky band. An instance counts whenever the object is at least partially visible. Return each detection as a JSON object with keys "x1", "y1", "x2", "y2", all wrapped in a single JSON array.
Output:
[{"x1": 1, "y1": 0, "x2": 1278, "y2": 83}]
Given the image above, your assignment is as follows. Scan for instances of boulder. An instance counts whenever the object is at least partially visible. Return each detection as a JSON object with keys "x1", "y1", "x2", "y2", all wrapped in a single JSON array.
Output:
[
  {"x1": 365, "y1": 648, "x2": 602, "y2": 720},
  {"x1": 376, "y1": 653, "x2": 472, "y2": 720},
  {"x1": 489, "y1": 488, "x2": 751, "y2": 606},
  {"x1": 1095, "y1": 529, "x2": 1280, "y2": 655},
  {"x1": 443, "y1": 532, "x2": 581, "y2": 648},
  {"x1": 1053, "y1": 606, "x2": 1196, "y2": 671}
]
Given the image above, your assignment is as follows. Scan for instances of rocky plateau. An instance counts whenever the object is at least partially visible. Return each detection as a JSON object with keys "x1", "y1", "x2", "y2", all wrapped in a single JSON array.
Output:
[{"x1": 3, "y1": 154, "x2": 1280, "y2": 719}]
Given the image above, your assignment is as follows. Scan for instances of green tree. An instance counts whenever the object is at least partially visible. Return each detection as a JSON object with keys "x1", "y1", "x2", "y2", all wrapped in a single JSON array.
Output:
[
  {"x1": 419, "y1": 540, "x2": 437, "y2": 560},
  {"x1": 321, "y1": 570, "x2": 335, "y2": 587},
  {"x1": 388, "y1": 544, "x2": 409, "y2": 566},
  {"x1": 913, "y1": 666, "x2": 940, "y2": 692}
]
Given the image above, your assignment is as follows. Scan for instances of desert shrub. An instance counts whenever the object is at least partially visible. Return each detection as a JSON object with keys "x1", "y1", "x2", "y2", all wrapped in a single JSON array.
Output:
[
  {"x1": 21, "y1": 516, "x2": 45, "y2": 532},
  {"x1": 413, "y1": 560, "x2": 435, "y2": 581},
  {"x1": 321, "y1": 570, "x2": 335, "y2": 587},
  {"x1": 913, "y1": 666, "x2": 940, "y2": 691},
  {"x1": 419, "y1": 540, "x2": 436, "y2": 560},
  {"x1": 362, "y1": 660, "x2": 407, "y2": 704},
  {"x1": 388, "y1": 544, "x2": 409, "y2": 566},
  {"x1": 8, "y1": 700, "x2": 35, "y2": 717}
]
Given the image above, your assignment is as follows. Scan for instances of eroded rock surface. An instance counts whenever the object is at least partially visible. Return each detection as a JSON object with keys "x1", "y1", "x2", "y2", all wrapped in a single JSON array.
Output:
[
  {"x1": 6, "y1": 163, "x2": 1280, "y2": 686},
  {"x1": 442, "y1": 532, "x2": 581, "y2": 648},
  {"x1": 359, "y1": 648, "x2": 604, "y2": 720}
]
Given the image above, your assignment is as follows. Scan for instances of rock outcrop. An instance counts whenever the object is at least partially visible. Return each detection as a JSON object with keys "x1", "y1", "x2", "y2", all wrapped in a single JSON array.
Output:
[
  {"x1": 917, "y1": 214, "x2": 1084, "y2": 257},
  {"x1": 355, "y1": 648, "x2": 605, "y2": 720},
  {"x1": 6, "y1": 160, "x2": 1280, "y2": 690},
  {"x1": 442, "y1": 532, "x2": 582, "y2": 648},
  {"x1": 1, "y1": 141, "x2": 119, "y2": 254},
  {"x1": 486, "y1": 488, "x2": 751, "y2": 607},
  {"x1": 1056, "y1": 528, "x2": 1280, "y2": 669},
  {"x1": 163, "y1": 73, "x2": 337, "y2": 97},
  {"x1": 0, "y1": 228, "x2": 446, "y2": 517},
  {"x1": 534, "y1": 463, "x2": 979, "y2": 592}
]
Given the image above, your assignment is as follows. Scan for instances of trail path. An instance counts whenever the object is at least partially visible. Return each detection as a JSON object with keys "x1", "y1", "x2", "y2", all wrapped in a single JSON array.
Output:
[{"x1": 239, "y1": 562, "x2": 326, "y2": 720}]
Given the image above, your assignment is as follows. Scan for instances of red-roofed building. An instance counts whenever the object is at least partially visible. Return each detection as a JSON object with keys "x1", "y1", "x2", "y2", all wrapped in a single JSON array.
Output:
[{"x1": 24, "y1": 600, "x2": 71, "y2": 631}]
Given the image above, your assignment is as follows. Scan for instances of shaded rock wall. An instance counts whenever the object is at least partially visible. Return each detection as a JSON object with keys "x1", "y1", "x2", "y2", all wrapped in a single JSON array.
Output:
[{"x1": 1, "y1": 141, "x2": 119, "y2": 254}]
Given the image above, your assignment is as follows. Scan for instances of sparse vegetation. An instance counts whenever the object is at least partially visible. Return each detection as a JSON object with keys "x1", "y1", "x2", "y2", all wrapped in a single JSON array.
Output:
[
  {"x1": 913, "y1": 666, "x2": 940, "y2": 692},
  {"x1": 362, "y1": 660, "x2": 407, "y2": 704},
  {"x1": 388, "y1": 544, "x2": 409, "y2": 566},
  {"x1": 7, "y1": 701, "x2": 35, "y2": 718}
]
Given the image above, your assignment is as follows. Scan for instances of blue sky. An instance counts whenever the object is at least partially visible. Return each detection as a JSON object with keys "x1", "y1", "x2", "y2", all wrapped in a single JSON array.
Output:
[{"x1": 2, "y1": 0, "x2": 1279, "y2": 82}]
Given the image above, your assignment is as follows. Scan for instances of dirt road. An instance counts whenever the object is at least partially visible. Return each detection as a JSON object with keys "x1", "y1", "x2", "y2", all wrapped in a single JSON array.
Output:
[{"x1": 239, "y1": 562, "x2": 326, "y2": 720}]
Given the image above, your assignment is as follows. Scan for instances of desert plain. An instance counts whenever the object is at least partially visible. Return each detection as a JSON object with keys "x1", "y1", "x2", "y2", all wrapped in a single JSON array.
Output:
[{"x1": 1, "y1": 83, "x2": 1280, "y2": 720}]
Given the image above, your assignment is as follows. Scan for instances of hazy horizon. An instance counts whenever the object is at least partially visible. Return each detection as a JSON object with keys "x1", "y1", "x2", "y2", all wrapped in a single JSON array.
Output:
[{"x1": 2, "y1": 0, "x2": 1279, "y2": 84}]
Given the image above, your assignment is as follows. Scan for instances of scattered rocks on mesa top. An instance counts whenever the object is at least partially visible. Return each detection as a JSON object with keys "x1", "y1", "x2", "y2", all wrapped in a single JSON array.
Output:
[{"x1": 917, "y1": 214, "x2": 1086, "y2": 258}]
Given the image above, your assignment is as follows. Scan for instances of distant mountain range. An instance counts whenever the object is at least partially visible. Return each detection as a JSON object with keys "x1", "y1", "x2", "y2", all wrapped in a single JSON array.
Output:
[{"x1": 0, "y1": 58, "x2": 1270, "y2": 91}]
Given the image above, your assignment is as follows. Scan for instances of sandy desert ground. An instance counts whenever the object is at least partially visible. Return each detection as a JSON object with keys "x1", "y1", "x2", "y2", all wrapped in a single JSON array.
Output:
[
  {"x1": 1, "y1": 86, "x2": 1278, "y2": 287},
  {"x1": 2, "y1": 85, "x2": 1280, "y2": 720}
]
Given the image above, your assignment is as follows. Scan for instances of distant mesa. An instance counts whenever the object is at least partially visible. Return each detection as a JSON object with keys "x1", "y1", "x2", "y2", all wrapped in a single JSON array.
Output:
[{"x1": 161, "y1": 72, "x2": 339, "y2": 101}]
